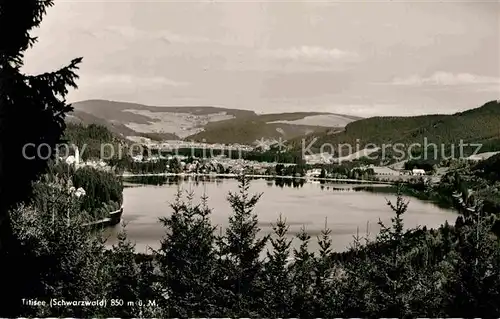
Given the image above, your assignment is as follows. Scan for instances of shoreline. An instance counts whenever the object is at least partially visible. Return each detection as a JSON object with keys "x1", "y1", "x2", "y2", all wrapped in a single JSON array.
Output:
[{"x1": 121, "y1": 172, "x2": 396, "y2": 185}]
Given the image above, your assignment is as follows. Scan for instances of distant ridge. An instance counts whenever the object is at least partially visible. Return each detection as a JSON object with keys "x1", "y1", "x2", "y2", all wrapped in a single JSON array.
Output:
[
  {"x1": 290, "y1": 100, "x2": 500, "y2": 159},
  {"x1": 68, "y1": 99, "x2": 361, "y2": 144}
]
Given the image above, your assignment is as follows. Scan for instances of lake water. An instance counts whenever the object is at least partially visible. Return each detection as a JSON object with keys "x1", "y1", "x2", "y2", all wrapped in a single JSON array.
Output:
[{"x1": 104, "y1": 177, "x2": 457, "y2": 255}]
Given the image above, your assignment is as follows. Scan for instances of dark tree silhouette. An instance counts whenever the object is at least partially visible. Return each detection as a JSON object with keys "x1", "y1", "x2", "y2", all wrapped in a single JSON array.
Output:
[{"x1": 0, "y1": 1, "x2": 82, "y2": 315}]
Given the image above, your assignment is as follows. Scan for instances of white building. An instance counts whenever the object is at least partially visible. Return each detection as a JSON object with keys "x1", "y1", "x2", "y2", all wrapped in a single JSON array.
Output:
[
  {"x1": 306, "y1": 168, "x2": 322, "y2": 177},
  {"x1": 412, "y1": 168, "x2": 426, "y2": 176},
  {"x1": 304, "y1": 153, "x2": 334, "y2": 164}
]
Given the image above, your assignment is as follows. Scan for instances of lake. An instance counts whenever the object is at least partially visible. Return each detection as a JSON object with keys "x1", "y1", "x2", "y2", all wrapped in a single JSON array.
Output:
[{"x1": 104, "y1": 177, "x2": 457, "y2": 255}]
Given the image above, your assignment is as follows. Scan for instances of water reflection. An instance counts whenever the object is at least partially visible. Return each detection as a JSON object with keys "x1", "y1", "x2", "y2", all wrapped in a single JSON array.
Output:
[
  {"x1": 124, "y1": 175, "x2": 243, "y2": 187},
  {"x1": 274, "y1": 177, "x2": 305, "y2": 188},
  {"x1": 124, "y1": 175, "x2": 385, "y2": 192}
]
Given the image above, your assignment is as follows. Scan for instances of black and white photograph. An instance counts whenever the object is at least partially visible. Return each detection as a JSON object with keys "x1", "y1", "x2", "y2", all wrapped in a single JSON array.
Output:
[{"x1": 0, "y1": 0, "x2": 499, "y2": 317}]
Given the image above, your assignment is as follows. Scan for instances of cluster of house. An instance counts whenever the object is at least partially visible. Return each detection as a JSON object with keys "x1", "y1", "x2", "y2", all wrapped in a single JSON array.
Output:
[
  {"x1": 61, "y1": 150, "x2": 109, "y2": 170},
  {"x1": 141, "y1": 140, "x2": 254, "y2": 152},
  {"x1": 131, "y1": 154, "x2": 187, "y2": 163},
  {"x1": 305, "y1": 165, "x2": 427, "y2": 179},
  {"x1": 131, "y1": 153, "x2": 294, "y2": 175},
  {"x1": 184, "y1": 157, "x2": 298, "y2": 175}
]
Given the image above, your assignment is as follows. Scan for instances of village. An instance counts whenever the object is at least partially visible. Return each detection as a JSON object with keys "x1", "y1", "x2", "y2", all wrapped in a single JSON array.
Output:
[{"x1": 60, "y1": 141, "x2": 437, "y2": 182}]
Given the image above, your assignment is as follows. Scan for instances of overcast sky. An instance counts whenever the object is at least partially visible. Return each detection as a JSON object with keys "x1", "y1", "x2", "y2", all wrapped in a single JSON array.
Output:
[{"x1": 22, "y1": 0, "x2": 499, "y2": 116}]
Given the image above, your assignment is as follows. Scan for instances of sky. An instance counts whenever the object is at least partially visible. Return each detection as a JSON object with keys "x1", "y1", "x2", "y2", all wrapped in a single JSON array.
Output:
[{"x1": 22, "y1": 0, "x2": 500, "y2": 117}]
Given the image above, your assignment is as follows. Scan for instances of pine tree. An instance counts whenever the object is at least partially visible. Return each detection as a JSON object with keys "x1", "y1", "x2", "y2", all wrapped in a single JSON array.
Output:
[
  {"x1": 0, "y1": 2, "x2": 82, "y2": 315},
  {"x1": 366, "y1": 189, "x2": 440, "y2": 317},
  {"x1": 223, "y1": 173, "x2": 268, "y2": 316},
  {"x1": 0, "y1": 0, "x2": 82, "y2": 233},
  {"x1": 137, "y1": 252, "x2": 161, "y2": 303},
  {"x1": 104, "y1": 226, "x2": 142, "y2": 317},
  {"x1": 262, "y1": 214, "x2": 293, "y2": 317},
  {"x1": 341, "y1": 226, "x2": 375, "y2": 317},
  {"x1": 10, "y1": 187, "x2": 107, "y2": 318},
  {"x1": 442, "y1": 201, "x2": 500, "y2": 316},
  {"x1": 369, "y1": 192, "x2": 412, "y2": 316},
  {"x1": 290, "y1": 226, "x2": 315, "y2": 317},
  {"x1": 311, "y1": 218, "x2": 340, "y2": 317},
  {"x1": 156, "y1": 190, "x2": 219, "y2": 317}
]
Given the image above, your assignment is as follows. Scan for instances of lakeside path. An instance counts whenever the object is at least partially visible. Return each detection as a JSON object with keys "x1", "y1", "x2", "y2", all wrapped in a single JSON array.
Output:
[{"x1": 120, "y1": 172, "x2": 396, "y2": 185}]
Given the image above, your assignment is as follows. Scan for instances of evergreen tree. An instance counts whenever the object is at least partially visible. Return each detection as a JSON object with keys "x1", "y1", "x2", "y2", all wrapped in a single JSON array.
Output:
[
  {"x1": 0, "y1": 2, "x2": 82, "y2": 314},
  {"x1": 262, "y1": 214, "x2": 293, "y2": 317},
  {"x1": 213, "y1": 225, "x2": 235, "y2": 315},
  {"x1": 10, "y1": 187, "x2": 107, "y2": 318},
  {"x1": 366, "y1": 190, "x2": 440, "y2": 317},
  {"x1": 290, "y1": 226, "x2": 315, "y2": 317},
  {"x1": 156, "y1": 190, "x2": 220, "y2": 317},
  {"x1": 311, "y1": 218, "x2": 341, "y2": 317},
  {"x1": 442, "y1": 202, "x2": 500, "y2": 316},
  {"x1": 340, "y1": 226, "x2": 375, "y2": 317},
  {"x1": 369, "y1": 193, "x2": 414, "y2": 316},
  {"x1": 104, "y1": 227, "x2": 142, "y2": 317},
  {"x1": 222, "y1": 173, "x2": 268, "y2": 316},
  {"x1": 136, "y1": 253, "x2": 164, "y2": 317},
  {"x1": 0, "y1": 1, "x2": 82, "y2": 215}
]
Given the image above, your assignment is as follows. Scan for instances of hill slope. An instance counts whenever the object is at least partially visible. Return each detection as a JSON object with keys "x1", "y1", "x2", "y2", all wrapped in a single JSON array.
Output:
[
  {"x1": 69, "y1": 99, "x2": 360, "y2": 144},
  {"x1": 290, "y1": 100, "x2": 500, "y2": 160},
  {"x1": 186, "y1": 112, "x2": 360, "y2": 144},
  {"x1": 70, "y1": 99, "x2": 256, "y2": 140}
]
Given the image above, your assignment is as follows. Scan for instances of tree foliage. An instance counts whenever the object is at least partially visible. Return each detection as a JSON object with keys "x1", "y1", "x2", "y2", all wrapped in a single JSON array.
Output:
[
  {"x1": 0, "y1": 1, "x2": 83, "y2": 315},
  {"x1": 3, "y1": 171, "x2": 500, "y2": 317}
]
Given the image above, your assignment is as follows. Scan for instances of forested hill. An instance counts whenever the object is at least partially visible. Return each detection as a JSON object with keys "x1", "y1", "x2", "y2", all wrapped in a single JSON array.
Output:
[
  {"x1": 290, "y1": 100, "x2": 500, "y2": 158},
  {"x1": 185, "y1": 112, "x2": 358, "y2": 144},
  {"x1": 62, "y1": 123, "x2": 130, "y2": 161},
  {"x1": 69, "y1": 99, "x2": 360, "y2": 143}
]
